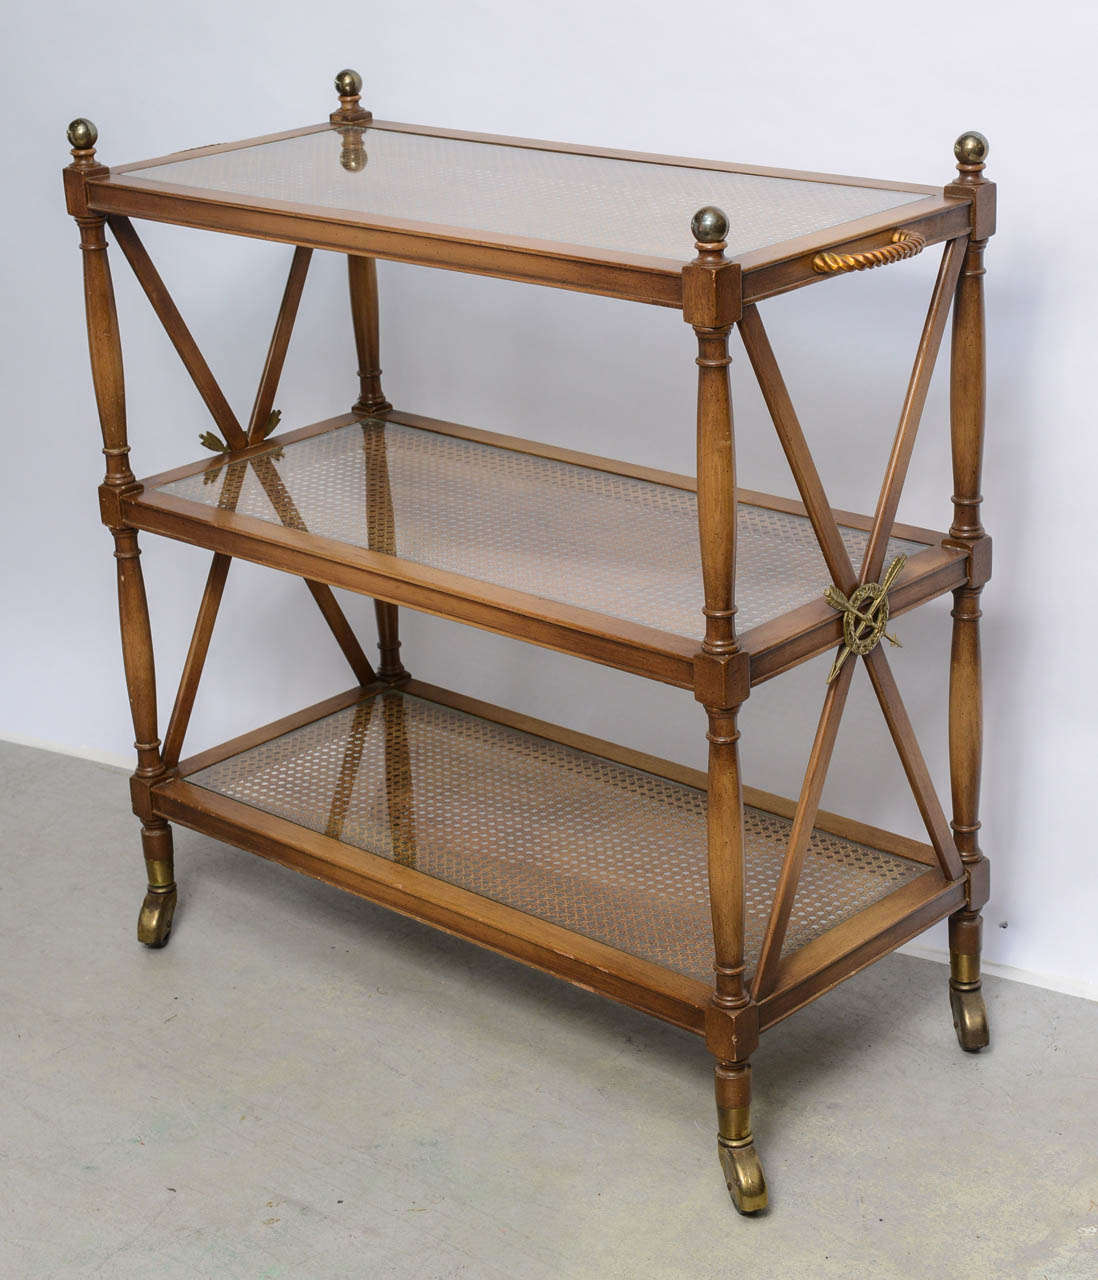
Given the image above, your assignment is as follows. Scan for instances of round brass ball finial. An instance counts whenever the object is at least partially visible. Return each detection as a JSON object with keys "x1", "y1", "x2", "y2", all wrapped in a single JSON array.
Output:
[
  {"x1": 331, "y1": 67, "x2": 371, "y2": 125},
  {"x1": 692, "y1": 205, "x2": 729, "y2": 247},
  {"x1": 335, "y1": 69, "x2": 363, "y2": 98},
  {"x1": 67, "y1": 117, "x2": 98, "y2": 151},
  {"x1": 954, "y1": 131, "x2": 989, "y2": 168}
]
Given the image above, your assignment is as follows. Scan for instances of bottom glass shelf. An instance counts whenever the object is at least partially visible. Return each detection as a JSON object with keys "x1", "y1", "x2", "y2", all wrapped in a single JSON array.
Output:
[{"x1": 180, "y1": 684, "x2": 928, "y2": 987}]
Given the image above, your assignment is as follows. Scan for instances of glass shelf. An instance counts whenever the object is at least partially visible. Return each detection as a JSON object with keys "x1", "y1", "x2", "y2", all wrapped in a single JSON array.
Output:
[
  {"x1": 116, "y1": 125, "x2": 927, "y2": 263},
  {"x1": 158, "y1": 414, "x2": 926, "y2": 633},
  {"x1": 126, "y1": 411, "x2": 966, "y2": 688},
  {"x1": 184, "y1": 684, "x2": 929, "y2": 985},
  {"x1": 90, "y1": 121, "x2": 967, "y2": 305}
]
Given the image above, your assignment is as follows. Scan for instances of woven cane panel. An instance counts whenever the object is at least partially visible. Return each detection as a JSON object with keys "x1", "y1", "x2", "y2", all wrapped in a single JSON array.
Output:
[
  {"x1": 162, "y1": 420, "x2": 928, "y2": 638},
  {"x1": 124, "y1": 128, "x2": 927, "y2": 261},
  {"x1": 189, "y1": 691, "x2": 925, "y2": 982}
]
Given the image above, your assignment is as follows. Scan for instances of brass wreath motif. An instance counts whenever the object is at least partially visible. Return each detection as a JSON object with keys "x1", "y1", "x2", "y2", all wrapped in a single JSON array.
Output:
[
  {"x1": 812, "y1": 230, "x2": 926, "y2": 276},
  {"x1": 824, "y1": 555, "x2": 907, "y2": 683}
]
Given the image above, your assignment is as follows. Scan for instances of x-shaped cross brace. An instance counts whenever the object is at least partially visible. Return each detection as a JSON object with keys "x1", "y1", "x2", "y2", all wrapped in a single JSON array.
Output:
[
  {"x1": 107, "y1": 216, "x2": 386, "y2": 770},
  {"x1": 738, "y1": 238, "x2": 968, "y2": 998}
]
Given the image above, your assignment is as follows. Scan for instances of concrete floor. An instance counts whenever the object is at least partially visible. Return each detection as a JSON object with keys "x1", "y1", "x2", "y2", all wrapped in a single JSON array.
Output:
[{"x1": 1, "y1": 739, "x2": 1096, "y2": 1279}]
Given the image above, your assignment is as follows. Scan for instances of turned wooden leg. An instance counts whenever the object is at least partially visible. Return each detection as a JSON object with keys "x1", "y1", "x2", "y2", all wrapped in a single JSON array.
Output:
[
  {"x1": 948, "y1": 583, "x2": 988, "y2": 1052},
  {"x1": 685, "y1": 208, "x2": 766, "y2": 1213},
  {"x1": 348, "y1": 252, "x2": 406, "y2": 682},
  {"x1": 113, "y1": 526, "x2": 176, "y2": 947},
  {"x1": 944, "y1": 132, "x2": 996, "y2": 1051},
  {"x1": 948, "y1": 579, "x2": 988, "y2": 1053},
  {"x1": 67, "y1": 122, "x2": 178, "y2": 949},
  {"x1": 716, "y1": 1059, "x2": 767, "y2": 1214}
]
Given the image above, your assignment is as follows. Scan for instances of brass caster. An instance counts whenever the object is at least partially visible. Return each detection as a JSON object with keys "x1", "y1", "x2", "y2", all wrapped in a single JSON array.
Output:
[
  {"x1": 718, "y1": 1139, "x2": 768, "y2": 1214},
  {"x1": 137, "y1": 886, "x2": 177, "y2": 948},
  {"x1": 950, "y1": 983, "x2": 989, "y2": 1052}
]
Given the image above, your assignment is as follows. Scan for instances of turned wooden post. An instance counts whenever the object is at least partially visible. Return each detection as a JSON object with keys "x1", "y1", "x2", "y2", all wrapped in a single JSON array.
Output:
[
  {"x1": 685, "y1": 208, "x2": 744, "y2": 1002},
  {"x1": 944, "y1": 132, "x2": 996, "y2": 1050},
  {"x1": 339, "y1": 70, "x2": 388, "y2": 420},
  {"x1": 348, "y1": 254, "x2": 391, "y2": 417},
  {"x1": 337, "y1": 70, "x2": 403, "y2": 682},
  {"x1": 683, "y1": 207, "x2": 763, "y2": 1212},
  {"x1": 349, "y1": 252, "x2": 403, "y2": 681},
  {"x1": 65, "y1": 119, "x2": 176, "y2": 946}
]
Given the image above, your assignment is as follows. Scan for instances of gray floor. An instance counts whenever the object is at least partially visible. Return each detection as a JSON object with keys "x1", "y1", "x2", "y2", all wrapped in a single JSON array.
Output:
[{"x1": 1, "y1": 740, "x2": 1096, "y2": 1280}]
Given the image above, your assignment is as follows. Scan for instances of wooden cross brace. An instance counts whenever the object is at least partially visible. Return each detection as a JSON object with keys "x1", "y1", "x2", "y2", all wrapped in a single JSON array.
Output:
[
  {"x1": 737, "y1": 238, "x2": 969, "y2": 999},
  {"x1": 107, "y1": 216, "x2": 382, "y2": 768}
]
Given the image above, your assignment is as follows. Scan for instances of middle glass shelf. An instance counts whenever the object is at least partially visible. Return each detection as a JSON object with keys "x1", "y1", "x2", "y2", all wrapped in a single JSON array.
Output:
[{"x1": 126, "y1": 410, "x2": 969, "y2": 687}]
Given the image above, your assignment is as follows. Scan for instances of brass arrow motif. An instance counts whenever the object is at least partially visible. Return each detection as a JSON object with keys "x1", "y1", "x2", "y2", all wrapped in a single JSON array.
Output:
[{"x1": 824, "y1": 554, "x2": 907, "y2": 684}]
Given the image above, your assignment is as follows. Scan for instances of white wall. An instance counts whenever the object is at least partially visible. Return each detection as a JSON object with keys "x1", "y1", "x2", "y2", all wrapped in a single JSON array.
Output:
[{"x1": 3, "y1": 1, "x2": 1096, "y2": 995}]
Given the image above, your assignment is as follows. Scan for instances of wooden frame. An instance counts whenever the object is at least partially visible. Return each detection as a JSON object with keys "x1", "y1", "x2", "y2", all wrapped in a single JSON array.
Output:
[
  {"x1": 120, "y1": 408, "x2": 969, "y2": 690},
  {"x1": 63, "y1": 90, "x2": 995, "y2": 1216},
  {"x1": 152, "y1": 678, "x2": 965, "y2": 1037},
  {"x1": 83, "y1": 119, "x2": 971, "y2": 309}
]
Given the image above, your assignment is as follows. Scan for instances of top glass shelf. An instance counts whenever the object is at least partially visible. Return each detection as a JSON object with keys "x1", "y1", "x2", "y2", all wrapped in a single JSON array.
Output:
[
  {"x1": 115, "y1": 126, "x2": 927, "y2": 262},
  {"x1": 90, "y1": 122, "x2": 967, "y2": 306}
]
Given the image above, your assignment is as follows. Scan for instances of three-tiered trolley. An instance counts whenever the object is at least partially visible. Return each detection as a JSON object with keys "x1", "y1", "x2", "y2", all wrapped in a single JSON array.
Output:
[{"x1": 64, "y1": 71, "x2": 995, "y2": 1212}]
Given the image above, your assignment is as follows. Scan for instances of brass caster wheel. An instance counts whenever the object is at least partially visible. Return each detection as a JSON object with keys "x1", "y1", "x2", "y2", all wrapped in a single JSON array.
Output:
[
  {"x1": 950, "y1": 983, "x2": 989, "y2": 1053},
  {"x1": 718, "y1": 1139, "x2": 768, "y2": 1214},
  {"x1": 137, "y1": 886, "x2": 177, "y2": 948}
]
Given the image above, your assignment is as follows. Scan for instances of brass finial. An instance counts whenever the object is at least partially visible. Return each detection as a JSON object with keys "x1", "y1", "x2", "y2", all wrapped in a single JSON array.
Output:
[
  {"x1": 954, "y1": 131, "x2": 989, "y2": 173},
  {"x1": 946, "y1": 130, "x2": 994, "y2": 234},
  {"x1": 67, "y1": 118, "x2": 98, "y2": 151},
  {"x1": 331, "y1": 68, "x2": 371, "y2": 124},
  {"x1": 335, "y1": 68, "x2": 362, "y2": 98},
  {"x1": 691, "y1": 205, "x2": 729, "y2": 250},
  {"x1": 66, "y1": 117, "x2": 101, "y2": 171}
]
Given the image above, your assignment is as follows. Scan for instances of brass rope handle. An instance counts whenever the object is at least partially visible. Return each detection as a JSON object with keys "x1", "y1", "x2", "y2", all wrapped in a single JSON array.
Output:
[{"x1": 812, "y1": 230, "x2": 926, "y2": 275}]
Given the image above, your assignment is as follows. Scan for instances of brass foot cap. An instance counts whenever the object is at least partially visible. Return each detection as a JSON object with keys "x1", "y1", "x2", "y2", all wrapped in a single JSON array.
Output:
[
  {"x1": 718, "y1": 1140, "x2": 768, "y2": 1214},
  {"x1": 950, "y1": 983, "x2": 989, "y2": 1052},
  {"x1": 138, "y1": 887, "x2": 177, "y2": 949}
]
